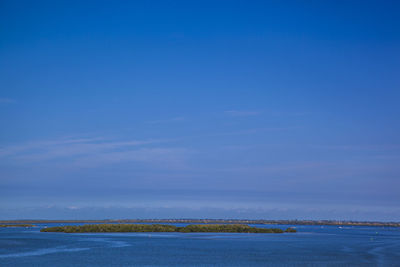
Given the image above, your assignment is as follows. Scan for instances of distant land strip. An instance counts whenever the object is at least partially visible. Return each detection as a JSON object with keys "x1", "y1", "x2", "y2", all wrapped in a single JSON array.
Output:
[
  {"x1": 1, "y1": 219, "x2": 399, "y2": 227},
  {"x1": 0, "y1": 224, "x2": 34, "y2": 227}
]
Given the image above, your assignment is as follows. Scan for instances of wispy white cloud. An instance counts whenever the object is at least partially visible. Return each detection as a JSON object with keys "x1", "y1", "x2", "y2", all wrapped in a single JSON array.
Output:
[
  {"x1": 0, "y1": 137, "x2": 189, "y2": 169},
  {"x1": 208, "y1": 126, "x2": 300, "y2": 137},
  {"x1": 224, "y1": 109, "x2": 310, "y2": 117},
  {"x1": 147, "y1": 117, "x2": 185, "y2": 124},
  {"x1": 213, "y1": 160, "x2": 400, "y2": 182},
  {"x1": 269, "y1": 111, "x2": 310, "y2": 117},
  {"x1": 75, "y1": 147, "x2": 190, "y2": 169},
  {"x1": 315, "y1": 144, "x2": 400, "y2": 151},
  {"x1": 0, "y1": 98, "x2": 15, "y2": 104},
  {"x1": 224, "y1": 110, "x2": 260, "y2": 117},
  {"x1": 0, "y1": 137, "x2": 104, "y2": 158}
]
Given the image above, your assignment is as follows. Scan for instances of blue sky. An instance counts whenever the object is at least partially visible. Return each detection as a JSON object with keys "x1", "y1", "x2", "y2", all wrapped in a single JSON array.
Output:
[{"x1": 1, "y1": 0, "x2": 399, "y2": 220}]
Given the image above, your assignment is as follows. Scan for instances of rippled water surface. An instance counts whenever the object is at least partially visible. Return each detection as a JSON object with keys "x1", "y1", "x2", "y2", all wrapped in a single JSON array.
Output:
[{"x1": 1, "y1": 223, "x2": 399, "y2": 266}]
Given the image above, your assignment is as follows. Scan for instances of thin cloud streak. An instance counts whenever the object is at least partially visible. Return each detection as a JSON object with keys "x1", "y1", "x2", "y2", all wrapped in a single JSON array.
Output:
[
  {"x1": 224, "y1": 110, "x2": 261, "y2": 116},
  {"x1": 0, "y1": 98, "x2": 15, "y2": 104},
  {"x1": 0, "y1": 137, "x2": 188, "y2": 168},
  {"x1": 74, "y1": 147, "x2": 191, "y2": 169},
  {"x1": 147, "y1": 117, "x2": 185, "y2": 124},
  {"x1": 269, "y1": 111, "x2": 310, "y2": 117},
  {"x1": 208, "y1": 126, "x2": 301, "y2": 137},
  {"x1": 315, "y1": 144, "x2": 400, "y2": 151}
]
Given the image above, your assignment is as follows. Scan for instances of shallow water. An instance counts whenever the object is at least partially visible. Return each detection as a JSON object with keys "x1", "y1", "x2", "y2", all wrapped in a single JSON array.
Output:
[{"x1": 0, "y1": 223, "x2": 399, "y2": 266}]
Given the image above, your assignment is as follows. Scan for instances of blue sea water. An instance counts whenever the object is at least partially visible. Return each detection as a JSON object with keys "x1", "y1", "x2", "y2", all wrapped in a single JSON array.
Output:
[{"x1": 0, "y1": 223, "x2": 399, "y2": 266}]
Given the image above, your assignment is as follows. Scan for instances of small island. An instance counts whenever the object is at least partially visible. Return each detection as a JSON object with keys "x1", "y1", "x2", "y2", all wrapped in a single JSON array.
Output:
[{"x1": 40, "y1": 224, "x2": 297, "y2": 233}]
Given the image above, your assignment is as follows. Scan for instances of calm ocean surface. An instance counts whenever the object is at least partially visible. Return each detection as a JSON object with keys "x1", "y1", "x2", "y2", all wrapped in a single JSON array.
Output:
[{"x1": 0, "y1": 223, "x2": 399, "y2": 266}]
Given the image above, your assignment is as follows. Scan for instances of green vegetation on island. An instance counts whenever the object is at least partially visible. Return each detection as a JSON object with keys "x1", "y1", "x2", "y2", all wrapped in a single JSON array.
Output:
[{"x1": 40, "y1": 224, "x2": 297, "y2": 233}]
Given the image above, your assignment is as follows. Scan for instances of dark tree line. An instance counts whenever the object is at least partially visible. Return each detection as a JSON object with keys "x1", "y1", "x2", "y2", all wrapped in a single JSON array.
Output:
[{"x1": 41, "y1": 224, "x2": 297, "y2": 233}]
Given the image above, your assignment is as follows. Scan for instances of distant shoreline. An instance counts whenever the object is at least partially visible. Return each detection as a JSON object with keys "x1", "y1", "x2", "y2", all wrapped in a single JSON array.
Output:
[
  {"x1": 0, "y1": 224, "x2": 35, "y2": 227},
  {"x1": 1, "y1": 219, "x2": 399, "y2": 227}
]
